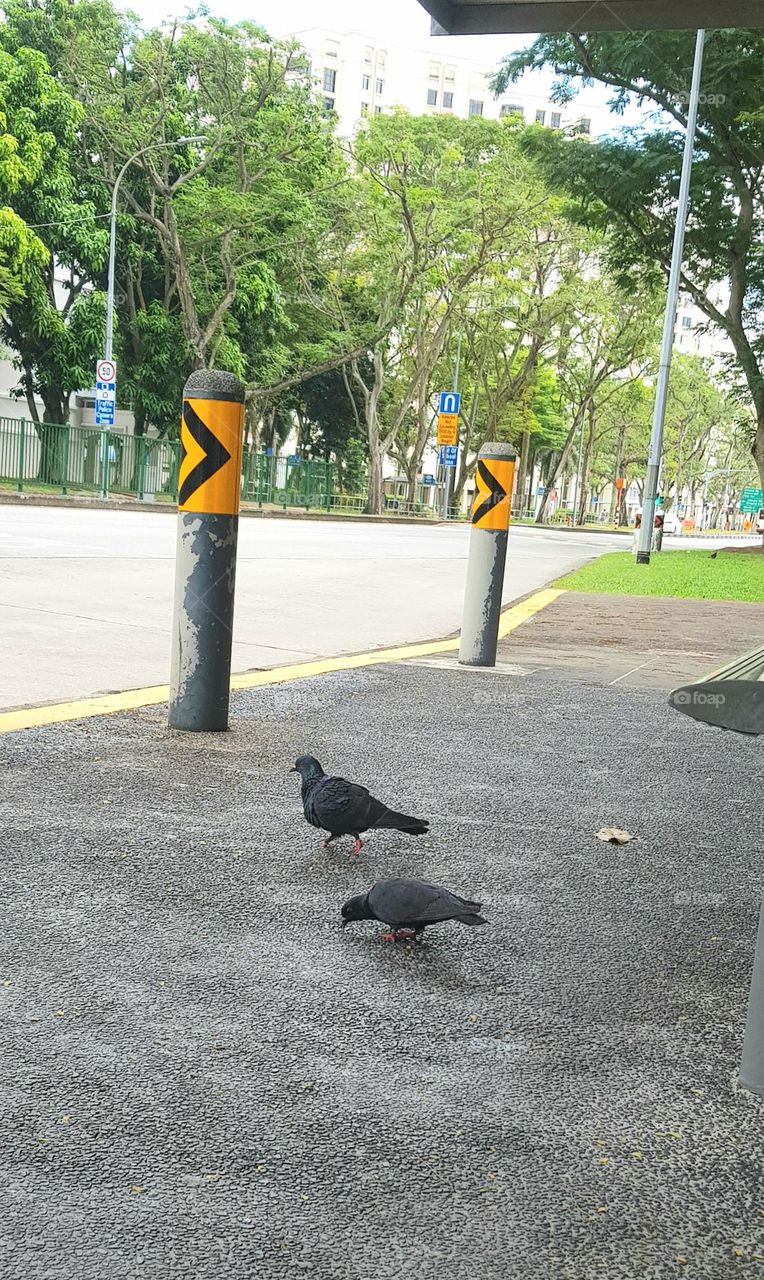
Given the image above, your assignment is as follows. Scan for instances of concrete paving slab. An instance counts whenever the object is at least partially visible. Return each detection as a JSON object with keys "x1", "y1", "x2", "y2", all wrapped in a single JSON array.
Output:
[
  {"x1": 499, "y1": 593, "x2": 764, "y2": 690},
  {"x1": 1, "y1": 659, "x2": 763, "y2": 1279}
]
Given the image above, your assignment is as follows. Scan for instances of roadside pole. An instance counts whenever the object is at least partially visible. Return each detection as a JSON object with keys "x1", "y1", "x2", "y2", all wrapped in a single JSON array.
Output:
[
  {"x1": 441, "y1": 333, "x2": 462, "y2": 519},
  {"x1": 636, "y1": 29, "x2": 706, "y2": 564},
  {"x1": 459, "y1": 442, "x2": 516, "y2": 667},
  {"x1": 168, "y1": 370, "x2": 245, "y2": 732}
]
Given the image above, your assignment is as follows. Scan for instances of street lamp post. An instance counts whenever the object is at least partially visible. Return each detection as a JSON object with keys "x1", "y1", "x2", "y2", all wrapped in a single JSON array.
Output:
[
  {"x1": 98, "y1": 136, "x2": 205, "y2": 499},
  {"x1": 104, "y1": 136, "x2": 206, "y2": 362},
  {"x1": 636, "y1": 30, "x2": 706, "y2": 564}
]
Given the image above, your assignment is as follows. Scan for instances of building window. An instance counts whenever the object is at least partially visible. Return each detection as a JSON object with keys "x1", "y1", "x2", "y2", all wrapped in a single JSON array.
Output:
[
  {"x1": 443, "y1": 91, "x2": 454, "y2": 110},
  {"x1": 429, "y1": 61, "x2": 440, "y2": 80},
  {"x1": 551, "y1": 111, "x2": 561, "y2": 129},
  {"x1": 325, "y1": 40, "x2": 339, "y2": 59},
  {"x1": 579, "y1": 116, "x2": 591, "y2": 134},
  {"x1": 535, "y1": 109, "x2": 546, "y2": 124},
  {"x1": 323, "y1": 68, "x2": 336, "y2": 94},
  {"x1": 362, "y1": 73, "x2": 370, "y2": 90},
  {"x1": 681, "y1": 315, "x2": 692, "y2": 329},
  {"x1": 500, "y1": 103, "x2": 524, "y2": 118},
  {"x1": 469, "y1": 99, "x2": 483, "y2": 117},
  {"x1": 444, "y1": 65, "x2": 456, "y2": 83},
  {"x1": 376, "y1": 78, "x2": 384, "y2": 95},
  {"x1": 323, "y1": 97, "x2": 335, "y2": 113},
  {"x1": 360, "y1": 102, "x2": 369, "y2": 116},
  {"x1": 374, "y1": 105, "x2": 382, "y2": 114},
  {"x1": 427, "y1": 88, "x2": 438, "y2": 106}
]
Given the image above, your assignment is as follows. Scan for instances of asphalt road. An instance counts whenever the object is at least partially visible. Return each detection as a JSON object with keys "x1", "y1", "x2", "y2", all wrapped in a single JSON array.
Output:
[
  {"x1": 2, "y1": 656, "x2": 762, "y2": 1279},
  {"x1": 0, "y1": 507, "x2": 630, "y2": 708}
]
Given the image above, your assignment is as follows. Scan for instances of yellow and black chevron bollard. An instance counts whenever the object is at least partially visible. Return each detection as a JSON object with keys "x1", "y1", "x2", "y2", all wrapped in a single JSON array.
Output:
[
  {"x1": 169, "y1": 370, "x2": 245, "y2": 731},
  {"x1": 459, "y1": 442, "x2": 516, "y2": 667}
]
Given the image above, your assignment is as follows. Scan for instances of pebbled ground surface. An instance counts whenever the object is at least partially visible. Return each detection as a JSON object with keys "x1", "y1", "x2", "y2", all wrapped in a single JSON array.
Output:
[{"x1": 1, "y1": 660, "x2": 764, "y2": 1279}]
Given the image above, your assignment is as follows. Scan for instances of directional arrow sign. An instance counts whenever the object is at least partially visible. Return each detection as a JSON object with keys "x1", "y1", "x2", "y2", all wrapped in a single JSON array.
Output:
[
  {"x1": 178, "y1": 397, "x2": 243, "y2": 515},
  {"x1": 472, "y1": 455, "x2": 515, "y2": 530}
]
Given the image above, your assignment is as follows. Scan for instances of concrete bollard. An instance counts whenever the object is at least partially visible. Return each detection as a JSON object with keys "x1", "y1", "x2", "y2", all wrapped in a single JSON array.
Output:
[
  {"x1": 169, "y1": 369, "x2": 245, "y2": 732},
  {"x1": 459, "y1": 442, "x2": 516, "y2": 668}
]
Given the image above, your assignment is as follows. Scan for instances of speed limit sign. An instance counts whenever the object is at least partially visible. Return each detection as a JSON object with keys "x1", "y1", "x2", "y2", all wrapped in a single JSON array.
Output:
[{"x1": 96, "y1": 358, "x2": 116, "y2": 384}]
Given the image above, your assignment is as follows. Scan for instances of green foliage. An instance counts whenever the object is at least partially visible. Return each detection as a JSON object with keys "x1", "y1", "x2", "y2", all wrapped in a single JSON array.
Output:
[
  {"x1": 492, "y1": 29, "x2": 764, "y2": 488},
  {"x1": 0, "y1": 35, "x2": 108, "y2": 421}
]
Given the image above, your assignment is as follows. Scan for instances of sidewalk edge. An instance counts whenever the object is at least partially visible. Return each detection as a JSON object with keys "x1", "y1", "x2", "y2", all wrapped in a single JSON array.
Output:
[{"x1": 0, "y1": 588, "x2": 564, "y2": 735}]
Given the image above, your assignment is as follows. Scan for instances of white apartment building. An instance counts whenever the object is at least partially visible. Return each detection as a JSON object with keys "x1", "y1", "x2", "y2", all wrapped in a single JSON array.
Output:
[
  {"x1": 674, "y1": 291, "x2": 734, "y2": 363},
  {"x1": 294, "y1": 25, "x2": 597, "y2": 137}
]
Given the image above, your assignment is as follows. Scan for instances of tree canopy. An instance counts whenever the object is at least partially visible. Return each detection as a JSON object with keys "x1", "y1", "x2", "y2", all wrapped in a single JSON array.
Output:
[{"x1": 493, "y1": 28, "x2": 764, "y2": 492}]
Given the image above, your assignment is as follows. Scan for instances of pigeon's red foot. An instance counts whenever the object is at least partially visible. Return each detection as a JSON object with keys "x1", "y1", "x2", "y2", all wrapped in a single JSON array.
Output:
[
  {"x1": 350, "y1": 838, "x2": 364, "y2": 858},
  {"x1": 380, "y1": 930, "x2": 417, "y2": 943},
  {"x1": 320, "y1": 839, "x2": 332, "y2": 849},
  {"x1": 380, "y1": 932, "x2": 397, "y2": 942}
]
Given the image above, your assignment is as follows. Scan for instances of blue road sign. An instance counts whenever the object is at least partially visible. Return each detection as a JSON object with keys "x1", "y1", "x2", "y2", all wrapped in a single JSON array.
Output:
[
  {"x1": 95, "y1": 399, "x2": 115, "y2": 427},
  {"x1": 438, "y1": 391, "x2": 461, "y2": 416},
  {"x1": 287, "y1": 454, "x2": 301, "y2": 465},
  {"x1": 536, "y1": 484, "x2": 545, "y2": 496},
  {"x1": 422, "y1": 474, "x2": 435, "y2": 485},
  {"x1": 439, "y1": 445, "x2": 458, "y2": 467}
]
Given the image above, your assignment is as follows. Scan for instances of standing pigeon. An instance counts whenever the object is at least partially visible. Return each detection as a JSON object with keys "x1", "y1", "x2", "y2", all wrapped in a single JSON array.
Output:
[
  {"x1": 291, "y1": 755, "x2": 428, "y2": 856},
  {"x1": 341, "y1": 877, "x2": 487, "y2": 941}
]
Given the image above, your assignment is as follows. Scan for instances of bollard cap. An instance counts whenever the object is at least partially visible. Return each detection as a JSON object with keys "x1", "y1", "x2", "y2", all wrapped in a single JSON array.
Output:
[
  {"x1": 184, "y1": 369, "x2": 245, "y2": 404},
  {"x1": 478, "y1": 441, "x2": 516, "y2": 462}
]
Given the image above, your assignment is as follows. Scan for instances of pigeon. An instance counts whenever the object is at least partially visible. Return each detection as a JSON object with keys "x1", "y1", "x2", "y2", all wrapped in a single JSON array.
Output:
[
  {"x1": 291, "y1": 755, "x2": 428, "y2": 856},
  {"x1": 341, "y1": 877, "x2": 487, "y2": 942}
]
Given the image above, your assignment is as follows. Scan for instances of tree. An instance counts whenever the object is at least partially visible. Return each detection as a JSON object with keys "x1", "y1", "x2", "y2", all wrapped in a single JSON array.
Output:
[
  {"x1": 0, "y1": 36, "x2": 108, "y2": 482},
  {"x1": 321, "y1": 112, "x2": 554, "y2": 512},
  {"x1": 449, "y1": 219, "x2": 583, "y2": 507},
  {"x1": 493, "y1": 29, "x2": 764, "y2": 492},
  {"x1": 86, "y1": 18, "x2": 339, "y2": 390},
  {"x1": 534, "y1": 264, "x2": 658, "y2": 523}
]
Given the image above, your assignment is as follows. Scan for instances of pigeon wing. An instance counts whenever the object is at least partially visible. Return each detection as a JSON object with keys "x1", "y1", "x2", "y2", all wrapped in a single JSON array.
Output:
[
  {"x1": 310, "y1": 776, "x2": 377, "y2": 834},
  {"x1": 367, "y1": 879, "x2": 451, "y2": 926}
]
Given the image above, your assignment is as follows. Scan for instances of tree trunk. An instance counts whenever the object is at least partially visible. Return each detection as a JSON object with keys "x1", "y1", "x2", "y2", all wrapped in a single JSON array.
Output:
[
  {"x1": 754, "y1": 406, "x2": 764, "y2": 496},
  {"x1": 535, "y1": 404, "x2": 585, "y2": 523},
  {"x1": 576, "y1": 403, "x2": 594, "y2": 524},
  {"x1": 367, "y1": 443, "x2": 384, "y2": 515},
  {"x1": 609, "y1": 425, "x2": 626, "y2": 524},
  {"x1": 515, "y1": 429, "x2": 530, "y2": 516},
  {"x1": 36, "y1": 421, "x2": 68, "y2": 486}
]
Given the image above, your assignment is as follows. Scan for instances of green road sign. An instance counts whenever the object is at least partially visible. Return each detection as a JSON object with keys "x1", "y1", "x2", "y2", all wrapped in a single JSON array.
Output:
[{"x1": 740, "y1": 487, "x2": 764, "y2": 513}]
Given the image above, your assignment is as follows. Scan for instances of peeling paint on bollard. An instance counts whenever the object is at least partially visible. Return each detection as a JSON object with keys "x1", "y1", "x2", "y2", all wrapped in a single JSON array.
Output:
[
  {"x1": 459, "y1": 443, "x2": 516, "y2": 668},
  {"x1": 168, "y1": 370, "x2": 245, "y2": 732}
]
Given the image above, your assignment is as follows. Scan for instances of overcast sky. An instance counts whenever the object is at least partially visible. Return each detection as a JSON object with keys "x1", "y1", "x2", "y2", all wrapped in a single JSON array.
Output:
[
  {"x1": 128, "y1": 0, "x2": 538, "y2": 65},
  {"x1": 126, "y1": 0, "x2": 638, "y2": 128}
]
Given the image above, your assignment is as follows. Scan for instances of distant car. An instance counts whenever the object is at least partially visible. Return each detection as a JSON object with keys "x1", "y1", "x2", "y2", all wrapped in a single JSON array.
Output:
[{"x1": 661, "y1": 512, "x2": 682, "y2": 535}]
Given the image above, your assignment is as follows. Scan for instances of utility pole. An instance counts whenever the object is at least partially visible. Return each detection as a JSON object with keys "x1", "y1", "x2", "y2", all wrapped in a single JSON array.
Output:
[
  {"x1": 442, "y1": 332, "x2": 462, "y2": 519},
  {"x1": 636, "y1": 29, "x2": 706, "y2": 564}
]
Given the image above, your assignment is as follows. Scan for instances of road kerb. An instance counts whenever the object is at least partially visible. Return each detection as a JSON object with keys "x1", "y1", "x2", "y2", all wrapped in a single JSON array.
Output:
[{"x1": 0, "y1": 587, "x2": 564, "y2": 735}]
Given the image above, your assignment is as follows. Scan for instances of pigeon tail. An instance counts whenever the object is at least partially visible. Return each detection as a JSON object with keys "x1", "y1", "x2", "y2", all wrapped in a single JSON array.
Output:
[
  {"x1": 457, "y1": 912, "x2": 488, "y2": 927},
  {"x1": 372, "y1": 808, "x2": 429, "y2": 836}
]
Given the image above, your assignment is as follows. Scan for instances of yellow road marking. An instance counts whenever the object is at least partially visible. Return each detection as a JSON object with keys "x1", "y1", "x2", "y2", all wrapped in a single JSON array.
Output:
[{"x1": 0, "y1": 587, "x2": 565, "y2": 734}]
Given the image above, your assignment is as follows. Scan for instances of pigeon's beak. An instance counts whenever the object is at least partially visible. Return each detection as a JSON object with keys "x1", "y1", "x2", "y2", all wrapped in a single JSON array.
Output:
[
  {"x1": 341, "y1": 919, "x2": 350, "y2": 929},
  {"x1": 289, "y1": 767, "x2": 297, "y2": 773}
]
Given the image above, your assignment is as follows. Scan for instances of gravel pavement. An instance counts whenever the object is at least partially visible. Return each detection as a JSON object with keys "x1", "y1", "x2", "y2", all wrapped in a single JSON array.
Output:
[{"x1": 2, "y1": 659, "x2": 764, "y2": 1279}]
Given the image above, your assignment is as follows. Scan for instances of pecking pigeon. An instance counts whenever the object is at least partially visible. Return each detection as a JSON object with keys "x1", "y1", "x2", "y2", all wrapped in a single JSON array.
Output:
[
  {"x1": 291, "y1": 755, "x2": 429, "y2": 856},
  {"x1": 341, "y1": 877, "x2": 487, "y2": 942}
]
